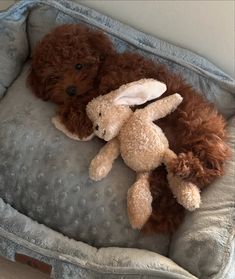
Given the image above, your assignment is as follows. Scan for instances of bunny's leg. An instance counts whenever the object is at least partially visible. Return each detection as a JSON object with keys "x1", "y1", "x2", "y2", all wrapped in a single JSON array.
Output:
[
  {"x1": 127, "y1": 172, "x2": 153, "y2": 229},
  {"x1": 163, "y1": 149, "x2": 201, "y2": 211},
  {"x1": 89, "y1": 138, "x2": 120, "y2": 181}
]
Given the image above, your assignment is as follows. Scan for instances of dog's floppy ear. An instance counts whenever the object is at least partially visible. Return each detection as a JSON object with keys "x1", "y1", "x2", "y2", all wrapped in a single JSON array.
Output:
[
  {"x1": 27, "y1": 68, "x2": 50, "y2": 101},
  {"x1": 88, "y1": 31, "x2": 115, "y2": 59},
  {"x1": 113, "y1": 79, "x2": 167, "y2": 106}
]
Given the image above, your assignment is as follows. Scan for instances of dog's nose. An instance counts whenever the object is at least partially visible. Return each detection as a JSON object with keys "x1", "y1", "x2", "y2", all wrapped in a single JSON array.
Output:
[
  {"x1": 95, "y1": 125, "x2": 99, "y2": 131},
  {"x1": 66, "y1": 85, "x2": 77, "y2": 96}
]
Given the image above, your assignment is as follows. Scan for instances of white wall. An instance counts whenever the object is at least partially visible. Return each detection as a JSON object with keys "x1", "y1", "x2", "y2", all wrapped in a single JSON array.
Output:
[
  {"x1": 78, "y1": 0, "x2": 235, "y2": 78},
  {"x1": 1, "y1": 0, "x2": 234, "y2": 77},
  {"x1": 0, "y1": 1, "x2": 17, "y2": 10}
]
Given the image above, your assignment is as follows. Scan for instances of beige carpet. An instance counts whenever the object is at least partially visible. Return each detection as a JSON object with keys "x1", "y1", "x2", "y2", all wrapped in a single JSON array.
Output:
[{"x1": 0, "y1": 257, "x2": 50, "y2": 279}]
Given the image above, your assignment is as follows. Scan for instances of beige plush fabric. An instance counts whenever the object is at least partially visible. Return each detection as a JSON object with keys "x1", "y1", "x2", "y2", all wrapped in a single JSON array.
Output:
[{"x1": 86, "y1": 79, "x2": 201, "y2": 229}]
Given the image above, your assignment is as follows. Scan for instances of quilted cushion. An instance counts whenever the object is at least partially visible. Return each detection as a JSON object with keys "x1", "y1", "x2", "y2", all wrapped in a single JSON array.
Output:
[{"x1": 170, "y1": 116, "x2": 235, "y2": 278}]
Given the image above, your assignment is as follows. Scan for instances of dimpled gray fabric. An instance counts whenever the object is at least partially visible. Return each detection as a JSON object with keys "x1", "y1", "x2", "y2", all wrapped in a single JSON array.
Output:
[
  {"x1": 0, "y1": 1, "x2": 235, "y2": 279},
  {"x1": 0, "y1": 63, "x2": 169, "y2": 254}
]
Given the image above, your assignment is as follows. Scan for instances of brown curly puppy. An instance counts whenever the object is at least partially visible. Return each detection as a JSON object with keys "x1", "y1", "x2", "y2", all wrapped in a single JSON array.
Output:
[
  {"x1": 28, "y1": 25, "x2": 115, "y2": 138},
  {"x1": 28, "y1": 24, "x2": 230, "y2": 234}
]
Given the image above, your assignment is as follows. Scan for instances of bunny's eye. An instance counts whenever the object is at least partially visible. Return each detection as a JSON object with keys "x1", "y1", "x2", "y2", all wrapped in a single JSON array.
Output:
[{"x1": 99, "y1": 112, "x2": 102, "y2": 117}]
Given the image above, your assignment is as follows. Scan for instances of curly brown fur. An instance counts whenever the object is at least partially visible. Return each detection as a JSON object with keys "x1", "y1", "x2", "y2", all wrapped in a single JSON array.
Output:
[
  {"x1": 28, "y1": 24, "x2": 231, "y2": 234},
  {"x1": 28, "y1": 24, "x2": 114, "y2": 138}
]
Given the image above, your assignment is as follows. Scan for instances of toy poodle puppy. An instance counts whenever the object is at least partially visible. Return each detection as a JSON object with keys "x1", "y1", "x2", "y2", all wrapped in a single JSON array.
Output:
[
  {"x1": 28, "y1": 24, "x2": 115, "y2": 139},
  {"x1": 28, "y1": 24, "x2": 230, "y2": 234}
]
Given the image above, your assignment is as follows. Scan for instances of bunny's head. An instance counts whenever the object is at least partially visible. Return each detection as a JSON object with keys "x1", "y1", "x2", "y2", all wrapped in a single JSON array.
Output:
[{"x1": 86, "y1": 79, "x2": 167, "y2": 141}]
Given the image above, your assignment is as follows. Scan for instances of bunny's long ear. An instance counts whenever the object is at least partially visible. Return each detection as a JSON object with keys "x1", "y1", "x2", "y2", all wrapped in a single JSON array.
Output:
[{"x1": 113, "y1": 79, "x2": 167, "y2": 106}]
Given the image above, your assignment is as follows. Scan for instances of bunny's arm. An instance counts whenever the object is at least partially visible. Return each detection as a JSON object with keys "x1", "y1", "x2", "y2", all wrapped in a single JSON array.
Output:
[
  {"x1": 141, "y1": 93, "x2": 183, "y2": 122},
  {"x1": 89, "y1": 138, "x2": 120, "y2": 181}
]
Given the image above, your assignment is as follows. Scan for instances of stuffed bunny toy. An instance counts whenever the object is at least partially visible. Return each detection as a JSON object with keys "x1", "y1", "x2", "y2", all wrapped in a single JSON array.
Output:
[{"x1": 86, "y1": 79, "x2": 201, "y2": 229}]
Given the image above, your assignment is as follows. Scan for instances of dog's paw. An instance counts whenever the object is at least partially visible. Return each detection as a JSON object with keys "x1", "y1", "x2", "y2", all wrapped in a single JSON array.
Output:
[{"x1": 52, "y1": 116, "x2": 94, "y2": 141}]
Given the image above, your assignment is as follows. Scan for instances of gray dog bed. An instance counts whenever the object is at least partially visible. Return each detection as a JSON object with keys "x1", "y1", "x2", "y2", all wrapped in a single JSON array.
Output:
[{"x1": 0, "y1": 1, "x2": 235, "y2": 278}]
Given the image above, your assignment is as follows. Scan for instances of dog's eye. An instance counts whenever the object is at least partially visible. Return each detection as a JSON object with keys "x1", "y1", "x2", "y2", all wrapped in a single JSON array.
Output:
[
  {"x1": 75, "y1": 63, "x2": 83, "y2": 70},
  {"x1": 47, "y1": 76, "x2": 58, "y2": 84},
  {"x1": 99, "y1": 112, "x2": 102, "y2": 117}
]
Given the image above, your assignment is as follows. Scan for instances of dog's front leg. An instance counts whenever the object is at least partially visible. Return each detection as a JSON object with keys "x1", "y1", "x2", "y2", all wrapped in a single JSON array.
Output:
[
  {"x1": 52, "y1": 115, "x2": 94, "y2": 141},
  {"x1": 53, "y1": 102, "x2": 94, "y2": 141}
]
